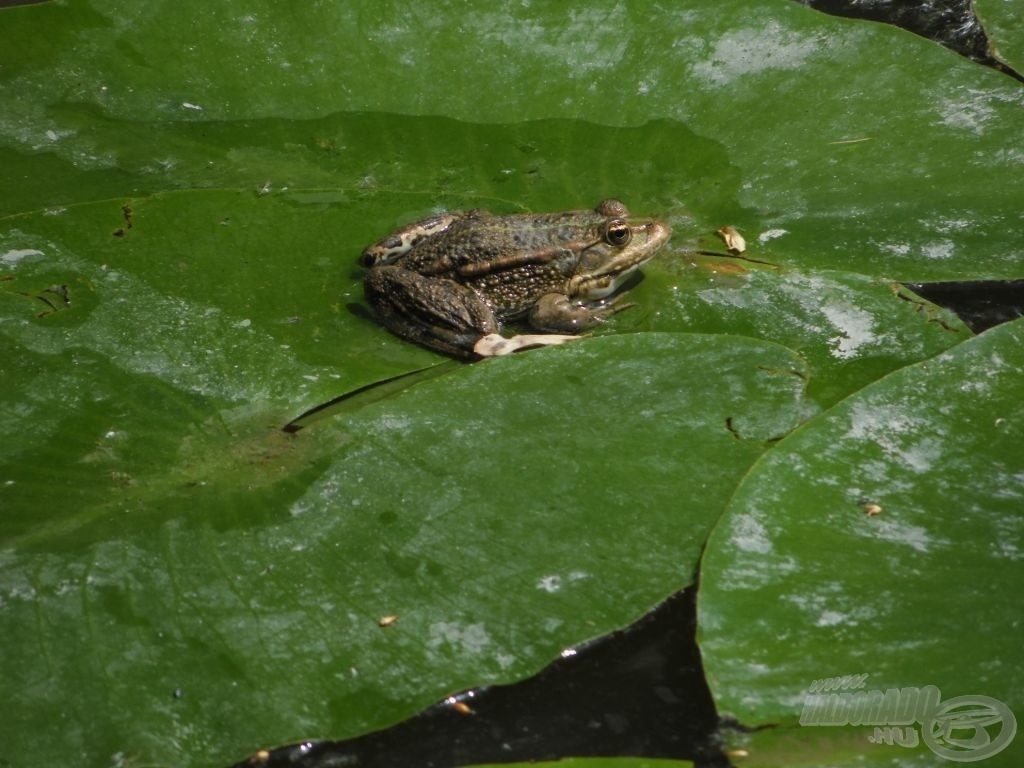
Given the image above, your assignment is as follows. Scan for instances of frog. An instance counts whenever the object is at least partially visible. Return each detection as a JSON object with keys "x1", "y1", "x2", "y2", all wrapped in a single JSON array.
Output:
[{"x1": 360, "y1": 199, "x2": 671, "y2": 358}]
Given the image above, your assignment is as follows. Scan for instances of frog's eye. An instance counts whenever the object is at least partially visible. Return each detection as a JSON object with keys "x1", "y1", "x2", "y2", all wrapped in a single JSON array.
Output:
[{"x1": 604, "y1": 220, "x2": 632, "y2": 247}]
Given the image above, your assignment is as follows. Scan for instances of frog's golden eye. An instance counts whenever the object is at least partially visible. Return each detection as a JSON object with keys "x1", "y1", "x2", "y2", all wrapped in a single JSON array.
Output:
[{"x1": 604, "y1": 220, "x2": 632, "y2": 247}]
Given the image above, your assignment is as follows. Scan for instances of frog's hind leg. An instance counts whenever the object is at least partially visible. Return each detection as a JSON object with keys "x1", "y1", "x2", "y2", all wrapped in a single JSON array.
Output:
[
  {"x1": 364, "y1": 266, "x2": 500, "y2": 358},
  {"x1": 364, "y1": 266, "x2": 582, "y2": 358}
]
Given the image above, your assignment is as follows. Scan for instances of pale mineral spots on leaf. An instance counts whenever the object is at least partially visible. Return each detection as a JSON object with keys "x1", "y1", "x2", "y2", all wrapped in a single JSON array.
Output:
[
  {"x1": 542, "y1": 617, "x2": 564, "y2": 633},
  {"x1": 878, "y1": 241, "x2": 912, "y2": 257},
  {"x1": 843, "y1": 401, "x2": 947, "y2": 475},
  {"x1": 730, "y1": 512, "x2": 773, "y2": 555},
  {"x1": 933, "y1": 86, "x2": 1024, "y2": 136},
  {"x1": 923, "y1": 216, "x2": 972, "y2": 234},
  {"x1": 428, "y1": 621, "x2": 501, "y2": 660},
  {"x1": 1, "y1": 239, "x2": 338, "y2": 403},
  {"x1": 141, "y1": 157, "x2": 179, "y2": 175},
  {"x1": 0, "y1": 247, "x2": 44, "y2": 266},
  {"x1": 694, "y1": 286, "x2": 749, "y2": 311},
  {"x1": 820, "y1": 302, "x2": 877, "y2": 360},
  {"x1": 537, "y1": 575, "x2": 561, "y2": 593},
  {"x1": 757, "y1": 228, "x2": 788, "y2": 244},
  {"x1": 986, "y1": 350, "x2": 1010, "y2": 373},
  {"x1": 993, "y1": 472, "x2": 1024, "y2": 502},
  {"x1": 366, "y1": 413, "x2": 414, "y2": 437},
  {"x1": 784, "y1": 588, "x2": 879, "y2": 629},
  {"x1": 772, "y1": 273, "x2": 901, "y2": 360},
  {"x1": 716, "y1": 522, "x2": 802, "y2": 589},
  {"x1": 536, "y1": 571, "x2": 589, "y2": 593},
  {"x1": 815, "y1": 610, "x2": 846, "y2": 627},
  {"x1": 896, "y1": 436, "x2": 943, "y2": 474},
  {"x1": 993, "y1": 539, "x2": 1022, "y2": 561},
  {"x1": 937, "y1": 93, "x2": 994, "y2": 135},
  {"x1": 993, "y1": 147, "x2": 1024, "y2": 164},
  {"x1": 690, "y1": 22, "x2": 824, "y2": 88},
  {"x1": 870, "y1": 519, "x2": 943, "y2": 554},
  {"x1": 1, "y1": 582, "x2": 37, "y2": 602},
  {"x1": 378, "y1": 6, "x2": 633, "y2": 77},
  {"x1": 942, "y1": 360, "x2": 999, "y2": 399},
  {"x1": 745, "y1": 662, "x2": 771, "y2": 678},
  {"x1": 920, "y1": 240, "x2": 955, "y2": 260}
]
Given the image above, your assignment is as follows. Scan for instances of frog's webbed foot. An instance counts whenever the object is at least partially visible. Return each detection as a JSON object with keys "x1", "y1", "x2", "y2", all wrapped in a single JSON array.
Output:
[
  {"x1": 364, "y1": 266, "x2": 499, "y2": 358},
  {"x1": 528, "y1": 292, "x2": 636, "y2": 333},
  {"x1": 473, "y1": 332, "x2": 585, "y2": 357},
  {"x1": 476, "y1": 291, "x2": 638, "y2": 356}
]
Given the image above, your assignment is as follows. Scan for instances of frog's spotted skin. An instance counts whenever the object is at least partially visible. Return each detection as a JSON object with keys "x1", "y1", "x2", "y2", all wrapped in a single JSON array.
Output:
[{"x1": 360, "y1": 199, "x2": 670, "y2": 358}]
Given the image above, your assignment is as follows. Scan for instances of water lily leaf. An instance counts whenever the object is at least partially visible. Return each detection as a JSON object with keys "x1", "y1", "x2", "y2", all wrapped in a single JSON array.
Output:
[
  {"x1": 0, "y1": 111, "x2": 744, "y2": 226},
  {"x1": 698, "y1": 317, "x2": 1024, "y2": 766},
  {"x1": 0, "y1": 186, "x2": 967, "y2": 764},
  {"x1": 629, "y1": 263, "x2": 968, "y2": 407},
  {"x1": 0, "y1": 187, "x2": 967, "y2": 428},
  {"x1": 3, "y1": 1, "x2": 1023, "y2": 281},
  {"x1": 976, "y1": 0, "x2": 1024, "y2": 72},
  {"x1": 1, "y1": 331, "x2": 811, "y2": 765}
]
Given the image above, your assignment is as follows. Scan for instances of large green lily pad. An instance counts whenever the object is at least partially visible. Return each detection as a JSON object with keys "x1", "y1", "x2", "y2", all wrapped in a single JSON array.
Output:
[
  {"x1": 699, "y1": 317, "x2": 1024, "y2": 766},
  {"x1": 3, "y1": 1, "x2": 1023, "y2": 280},
  {"x1": 976, "y1": 0, "x2": 1024, "y2": 73},
  {"x1": 1, "y1": 331, "x2": 811, "y2": 766}
]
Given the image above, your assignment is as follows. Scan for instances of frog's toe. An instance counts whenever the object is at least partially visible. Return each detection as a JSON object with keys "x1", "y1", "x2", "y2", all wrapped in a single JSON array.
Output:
[{"x1": 473, "y1": 332, "x2": 585, "y2": 357}]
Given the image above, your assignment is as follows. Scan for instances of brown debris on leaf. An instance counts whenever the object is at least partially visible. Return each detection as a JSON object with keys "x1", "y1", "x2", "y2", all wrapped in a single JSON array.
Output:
[{"x1": 716, "y1": 226, "x2": 746, "y2": 254}]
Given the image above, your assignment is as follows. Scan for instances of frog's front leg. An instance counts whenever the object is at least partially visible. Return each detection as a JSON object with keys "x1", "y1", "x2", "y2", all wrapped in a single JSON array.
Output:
[
  {"x1": 528, "y1": 292, "x2": 636, "y2": 333},
  {"x1": 364, "y1": 267, "x2": 581, "y2": 358}
]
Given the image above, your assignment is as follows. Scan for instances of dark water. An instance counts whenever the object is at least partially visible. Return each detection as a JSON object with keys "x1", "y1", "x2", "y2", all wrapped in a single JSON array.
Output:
[
  {"x1": 798, "y1": 0, "x2": 1023, "y2": 81},
  {"x1": 231, "y1": 588, "x2": 732, "y2": 768},
  {"x1": 801, "y1": 0, "x2": 987, "y2": 59}
]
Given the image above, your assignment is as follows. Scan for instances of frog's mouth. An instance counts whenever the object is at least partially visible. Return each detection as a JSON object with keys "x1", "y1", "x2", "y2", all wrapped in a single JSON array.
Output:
[{"x1": 571, "y1": 266, "x2": 642, "y2": 300}]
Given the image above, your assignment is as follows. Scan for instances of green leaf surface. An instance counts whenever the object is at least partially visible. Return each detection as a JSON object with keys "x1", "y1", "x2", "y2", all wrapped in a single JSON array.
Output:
[
  {"x1": 2, "y1": 0, "x2": 1022, "y2": 766},
  {"x1": 2, "y1": 332, "x2": 810, "y2": 766},
  {"x1": 976, "y1": 0, "x2": 1024, "y2": 73},
  {"x1": 631, "y1": 262, "x2": 968, "y2": 407},
  {"x1": 698, "y1": 318, "x2": 1024, "y2": 766},
  {"x1": 3, "y1": 1, "x2": 1023, "y2": 280}
]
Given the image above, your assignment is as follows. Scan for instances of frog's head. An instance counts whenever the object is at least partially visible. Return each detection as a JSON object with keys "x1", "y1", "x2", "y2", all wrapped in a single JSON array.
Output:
[{"x1": 568, "y1": 199, "x2": 671, "y2": 300}]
